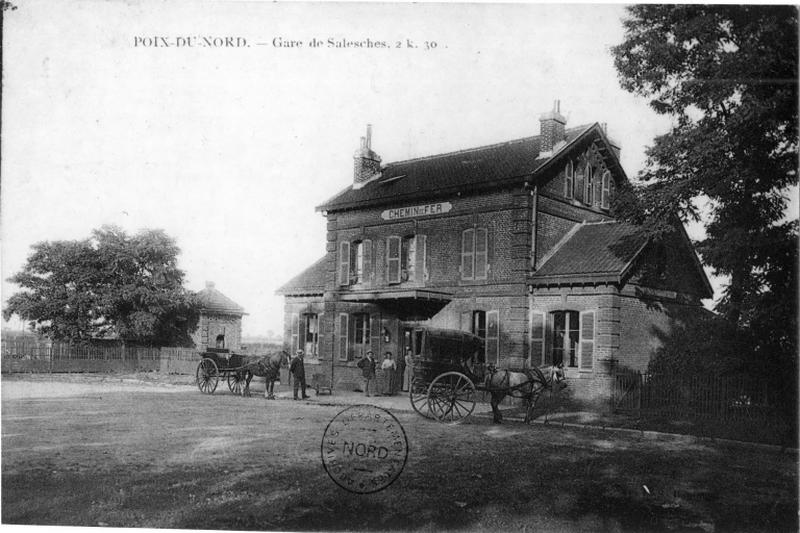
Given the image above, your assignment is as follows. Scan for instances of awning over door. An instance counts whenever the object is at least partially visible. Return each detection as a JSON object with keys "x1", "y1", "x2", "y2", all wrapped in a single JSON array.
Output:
[{"x1": 338, "y1": 288, "x2": 452, "y2": 320}]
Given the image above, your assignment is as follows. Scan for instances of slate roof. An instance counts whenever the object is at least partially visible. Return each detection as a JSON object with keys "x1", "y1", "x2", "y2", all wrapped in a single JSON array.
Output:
[
  {"x1": 317, "y1": 124, "x2": 595, "y2": 212},
  {"x1": 195, "y1": 283, "x2": 246, "y2": 315},
  {"x1": 531, "y1": 221, "x2": 648, "y2": 283},
  {"x1": 275, "y1": 256, "x2": 327, "y2": 296}
]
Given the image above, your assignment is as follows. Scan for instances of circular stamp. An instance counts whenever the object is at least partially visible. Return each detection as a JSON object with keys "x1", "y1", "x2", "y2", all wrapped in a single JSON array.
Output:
[{"x1": 321, "y1": 404, "x2": 408, "y2": 494}]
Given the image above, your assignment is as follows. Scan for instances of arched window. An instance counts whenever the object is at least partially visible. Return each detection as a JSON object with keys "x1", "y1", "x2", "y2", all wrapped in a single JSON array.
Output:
[
  {"x1": 584, "y1": 164, "x2": 594, "y2": 205},
  {"x1": 564, "y1": 161, "x2": 574, "y2": 199},
  {"x1": 601, "y1": 170, "x2": 611, "y2": 210}
]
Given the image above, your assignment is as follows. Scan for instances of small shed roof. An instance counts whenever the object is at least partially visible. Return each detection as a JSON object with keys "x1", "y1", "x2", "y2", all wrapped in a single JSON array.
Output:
[
  {"x1": 196, "y1": 282, "x2": 246, "y2": 315},
  {"x1": 275, "y1": 256, "x2": 327, "y2": 296}
]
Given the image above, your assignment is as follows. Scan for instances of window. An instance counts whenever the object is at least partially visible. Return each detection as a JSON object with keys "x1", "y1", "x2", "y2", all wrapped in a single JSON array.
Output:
[
  {"x1": 387, "y1": 236, "x2": 401, "y2": 284},
  {"x1": 401, "y1": 235, "x2": 416, "y2": 281},
  {"x1": 351, "y1": 313, "x2": 371, "y2": 359},
  {"x1": 303, "y1": 313, "x2": 318, "y2": 357},
  {"x1": 549, "y1": 310, "x2": 595, "y2": 369},
  {"x1": 340, "y1": 239, "x2": 372, "y2": 286},
  {"x1": 601, "y1": 171, "x2": 611, "y2": 210},
  {"x1": 551, "y1": 311, "x2": 579, "y2": 367},
  {"x1": 471, "y1": 310, "x2": 499, "y2": 366},
  {"x1": 215, "y1": 334, "x2": 225, "y2": 349},
  {"x1": 575, "y1": 165, "x2": 584, "y2": 203},
  {"x1": 584, "y1": 164, "x2": 594, "y2": 206},
  {"x1": 290, "y1": 312, "x2": 299, "y2": 351},
  {"x1": 352, "y1": 241, "x2": 364, "y2": 282},
  {"x1": 486, "y1": 310, "x2": 500, "y2": 365},
  {"x1": 461, "y1": 228, "x2": 488, "y2": 280},
  {"x1": 564, "y1": 161, "x2": 574, "y2": 199}
]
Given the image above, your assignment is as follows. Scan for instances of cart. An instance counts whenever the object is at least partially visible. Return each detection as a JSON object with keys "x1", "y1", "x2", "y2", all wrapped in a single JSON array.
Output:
[
  {"x1": 195, "y1": 348, "x2": 250, "y2": 395},
  {"x1": 407, "y1": 327, "x2": 486, "y2": 423}
]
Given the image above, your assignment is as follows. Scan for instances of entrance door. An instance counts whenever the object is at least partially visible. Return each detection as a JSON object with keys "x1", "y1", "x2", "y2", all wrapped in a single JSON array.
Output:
[{"x1": 400, "y1": 326, "x2": 422, "y2": 392}]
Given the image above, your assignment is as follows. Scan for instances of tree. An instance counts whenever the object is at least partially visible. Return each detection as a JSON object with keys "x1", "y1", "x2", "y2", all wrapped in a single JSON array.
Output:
[
  {"x1": 611, "y1": 6, "x2": 798, "y2": 370},
  {"x1": 4, "y1": 225, "x2": 200, "y2": 346}
]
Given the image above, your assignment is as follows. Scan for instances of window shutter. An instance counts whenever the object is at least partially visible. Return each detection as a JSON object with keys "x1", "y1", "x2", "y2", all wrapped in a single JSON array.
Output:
[
  {"x1": 461, "y1": 229, "x2": 474, "y2": 280},
  {"x1": 565, "y1": 161, "x2": 574, "y2": 199},
  {"x1": 362, "y1": 239, "x2": 373, "y2": 286},
  {"x1": 601, "y1": 171, "x2": 611, "y2": 210},
  {"x1": 486, "y1": 310, "x2": 500, "y2": 365},
  {"x1": 530, "y1": 311, "x2": 545, "y2": 366},
  {"x1": 579, "y1": 310, "x2": 595, "y2": 370},
  {"x1": 543, "y1": 313, "x2": 553, "y2": 366},
  {"x1": 336, "y1": 313, "x2": 349, "y2": 361},
  {"x1": 338, "y1": 241, "x2": 350, "y2": 286},
  {"x1": 290, "y1": 313, "x2": 299, "y2": 352},
  {"x1": 412, "y1": 235, "x2": 427, "y2": 282},
  {"x1": 387, "y1": 236, "x2": 401, "y2": 284},
  {"x1": 367, "y1": 315, "x2": 375, "y2": 355},
  {"x1": 474, "y1": 228, "x2": 488, "y2": 280},
  {"x1": 316, "y1": 313, "x2": 323, "y2": 358}
]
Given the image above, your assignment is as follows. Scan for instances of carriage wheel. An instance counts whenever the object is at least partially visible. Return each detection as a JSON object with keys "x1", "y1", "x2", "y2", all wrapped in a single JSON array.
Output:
[
  {"x1": 196, "y1": 358, "x2": 219, "y2": 394},
  {"x1": 227, "y1": 371, "x2": 245, "y2": 395},
  {"x1": 426, "y1": 372, "x2": 477, "y2": 423},
  {"x1": 409, "y1": 378, "x2": 435, "y2": 419}
]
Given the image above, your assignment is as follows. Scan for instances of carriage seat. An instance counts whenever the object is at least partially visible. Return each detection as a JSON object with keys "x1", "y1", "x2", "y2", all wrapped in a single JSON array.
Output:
[{"x1": 311, "y1": 373, "x2": 333, "y2": 396}]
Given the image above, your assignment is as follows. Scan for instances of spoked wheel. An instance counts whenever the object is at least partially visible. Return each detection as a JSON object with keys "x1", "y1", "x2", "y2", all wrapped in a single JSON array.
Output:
[
  {"x1": 227, "y1": 370, "x2": 245, "y2": 395},
  {"x1": 409, "y1": 377, "x2": 435, "y2": 419},
  {"x1": 196, "y1": 358, "x2": 219, "y2": 394},
  {"x1": 426, "y1": 372, "x2": 477, "y2": 423}
]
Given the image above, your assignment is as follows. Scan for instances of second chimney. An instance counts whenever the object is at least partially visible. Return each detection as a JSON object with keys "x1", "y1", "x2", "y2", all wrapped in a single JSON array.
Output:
[
  {"x1": 539, "y1": 100, "x2": 567, "y2": 156},
  {"x1": 353, "y1": 124, "x2": 382, "y2": 187}
]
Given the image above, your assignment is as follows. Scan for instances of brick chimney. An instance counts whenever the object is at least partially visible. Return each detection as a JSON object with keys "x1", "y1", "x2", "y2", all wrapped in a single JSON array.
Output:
[
  {"x1": 353, "y1": 124, "x2": 382, "y2": 189},
  {"x1": 539, "y1": 100, "x2": 567, "y2": 157}
]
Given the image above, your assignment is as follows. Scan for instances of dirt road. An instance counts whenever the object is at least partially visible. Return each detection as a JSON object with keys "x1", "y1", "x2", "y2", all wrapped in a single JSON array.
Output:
[{"x1": 2, "y1": 375, "x2": 797, "y2": 531}]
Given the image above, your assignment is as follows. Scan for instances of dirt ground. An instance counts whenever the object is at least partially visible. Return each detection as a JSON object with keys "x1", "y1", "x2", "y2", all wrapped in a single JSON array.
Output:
[{"x1": 2, "y1": 374, "x2": 797, "y2": 532}]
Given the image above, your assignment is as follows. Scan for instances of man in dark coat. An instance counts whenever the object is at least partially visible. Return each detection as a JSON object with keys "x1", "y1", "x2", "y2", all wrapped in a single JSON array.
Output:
[
  {"x1": 357, "y1": 351, "x2": 377, "y2": 397},
  {"x1": 290, "y1": 349, "x2": 309, "y2": 400}
]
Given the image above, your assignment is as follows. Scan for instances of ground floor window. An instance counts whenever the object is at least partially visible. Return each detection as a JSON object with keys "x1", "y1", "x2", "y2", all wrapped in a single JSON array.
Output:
[
  {"x1": 469, "y1": 309, "x2": 499, "y2": 366},
  {"x1": 551, "y1": 310, "x2": 579, "y2": 367},
  {"x1": 303, "y1": 313, "x2": 318, "y2": 357},
  {"x1": 338, "y1": 312, "x2": 372, "y2": 361}
]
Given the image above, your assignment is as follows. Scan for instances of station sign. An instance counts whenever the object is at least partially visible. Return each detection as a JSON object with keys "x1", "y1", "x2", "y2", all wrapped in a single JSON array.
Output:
[{"x1": 381, "y1": 202, "x2": 453, "y2": 221}]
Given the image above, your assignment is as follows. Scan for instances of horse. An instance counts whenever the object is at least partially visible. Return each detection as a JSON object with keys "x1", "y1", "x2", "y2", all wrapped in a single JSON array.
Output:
[
  {"x1": 236, "y1": 350, "x2": 291, "y2": 398},
  {"x1": 484, "y1": 364, "x2": 567, "y2": 424}
]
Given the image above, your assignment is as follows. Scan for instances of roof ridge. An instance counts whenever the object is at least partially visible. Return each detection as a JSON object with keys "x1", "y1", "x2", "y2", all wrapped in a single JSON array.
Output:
[{"x1": 382, "y1": 124, "x2": 593, "y2": 169}]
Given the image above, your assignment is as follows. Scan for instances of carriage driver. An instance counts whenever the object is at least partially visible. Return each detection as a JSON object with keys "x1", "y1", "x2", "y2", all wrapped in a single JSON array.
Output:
[{"x1": 290, "y1": 349, "x2": 310, "y2": 400}]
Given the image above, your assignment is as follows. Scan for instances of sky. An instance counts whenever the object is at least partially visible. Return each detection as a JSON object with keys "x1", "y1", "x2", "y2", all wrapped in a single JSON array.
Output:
[{"x1": 2, "y1": 1, "x2": 729, "y2": 337}]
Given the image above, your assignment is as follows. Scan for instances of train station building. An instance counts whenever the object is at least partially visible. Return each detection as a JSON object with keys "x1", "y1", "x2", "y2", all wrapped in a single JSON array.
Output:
[{"x1": 277, "y1": 103, "x2": 712, "y2": 407}]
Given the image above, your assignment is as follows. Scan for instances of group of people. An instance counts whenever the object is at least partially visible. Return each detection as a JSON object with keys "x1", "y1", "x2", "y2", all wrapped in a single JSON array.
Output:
[{"x1": 357, "y1": 348, "x2": 413, "y2": 397}]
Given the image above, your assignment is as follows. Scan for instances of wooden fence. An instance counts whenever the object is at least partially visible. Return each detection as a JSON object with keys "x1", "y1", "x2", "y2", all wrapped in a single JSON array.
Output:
[
  {"x1": 1, "y1": 339, "x2": 197, "y2": 374},
  {"x1": 612, "y1": 370, "x2": 795, "y2": 445}
]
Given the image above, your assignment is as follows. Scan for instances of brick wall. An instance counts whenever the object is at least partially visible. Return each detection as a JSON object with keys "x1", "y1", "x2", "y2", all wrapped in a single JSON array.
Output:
[{"x1": 190, "y1": 313, "x2": 242, "y2": 352}]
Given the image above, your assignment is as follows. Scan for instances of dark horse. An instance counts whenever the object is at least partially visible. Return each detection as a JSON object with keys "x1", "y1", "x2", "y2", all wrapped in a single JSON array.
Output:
[
  {"x1": 484, "y1": 364, "x2": 567, "y2": 424},
  {"x1": 236, "y1": 351, "x2": 291, "y2": 398}
]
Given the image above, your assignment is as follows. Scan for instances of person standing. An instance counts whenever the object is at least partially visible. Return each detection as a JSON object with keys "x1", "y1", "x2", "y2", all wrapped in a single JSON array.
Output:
[
  {"x1": 357, "y1": 351, "x2": 377, "y2": 397},
  {"x1": 381, "y1": 352, "x2": 396, "y2": 395},
  {"x1": 394, "y1": 349, "x2": 407, "y2": 394},
  {"x1": 290, "y1": 349, "x2": 309, "y2": 400}
]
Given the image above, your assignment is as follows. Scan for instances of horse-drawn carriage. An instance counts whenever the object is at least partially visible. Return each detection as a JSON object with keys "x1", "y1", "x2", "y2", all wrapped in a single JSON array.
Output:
[
  {"x1": 407, "y1": 326, "x2": 566, "y2": 423},
  {"x1": 196, "y1": 348, "x2": 288, "y2": 397}
]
